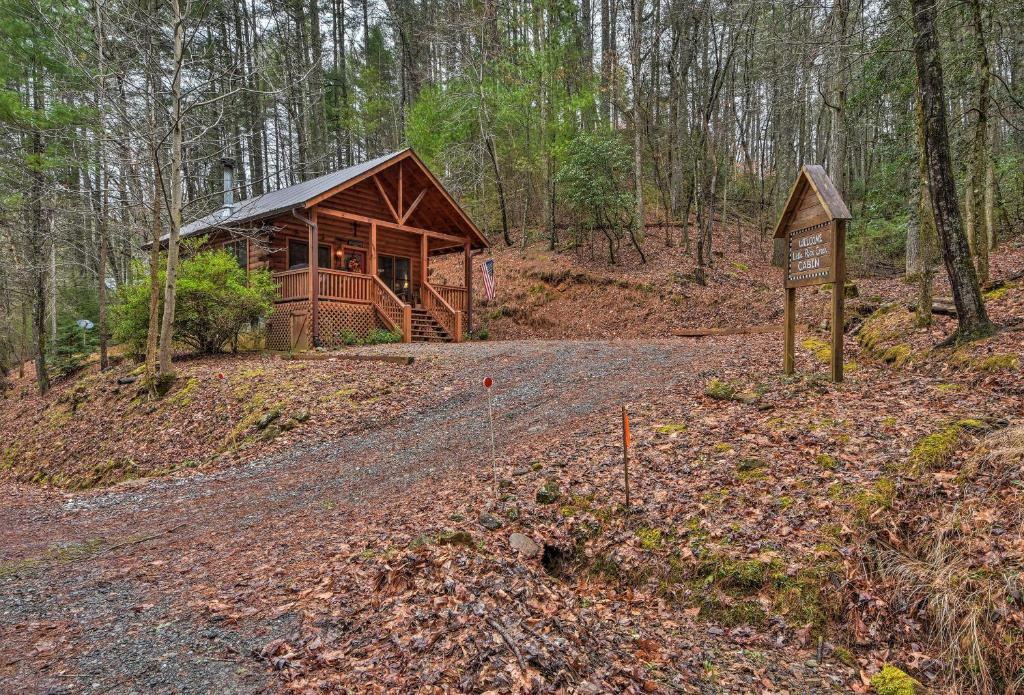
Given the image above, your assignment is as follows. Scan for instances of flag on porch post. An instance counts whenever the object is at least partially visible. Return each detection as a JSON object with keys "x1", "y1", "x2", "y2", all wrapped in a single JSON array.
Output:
[{"x1": 481, "y1": 258, "x2": 496, "y2": 301}]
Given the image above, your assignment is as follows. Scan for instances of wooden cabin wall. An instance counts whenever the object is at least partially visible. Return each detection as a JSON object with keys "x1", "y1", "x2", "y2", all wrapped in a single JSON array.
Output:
[
  {"x1": 317, "y1": 179, "x2": 395, "y2": 222},
  {"x1": 261, "y1": 212, "x2": 428, "y2": 290},
  {"x1": 196, "y1": 229, "x2": 266, "y2": 272}
]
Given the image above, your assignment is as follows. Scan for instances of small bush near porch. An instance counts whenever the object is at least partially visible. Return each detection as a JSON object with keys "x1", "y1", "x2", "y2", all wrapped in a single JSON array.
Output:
[{"x1": 113, "y1": 248, "x2": 277, "y2": 357}]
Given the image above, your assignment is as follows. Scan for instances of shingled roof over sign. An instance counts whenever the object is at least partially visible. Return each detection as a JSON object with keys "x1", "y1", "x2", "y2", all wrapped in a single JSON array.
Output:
[
  {"x1": 772, "y1": 164, "x2": 851, "y2": 239},
  {"x1": 157, "y1": 148, "x2": 488, "y2": 248}
]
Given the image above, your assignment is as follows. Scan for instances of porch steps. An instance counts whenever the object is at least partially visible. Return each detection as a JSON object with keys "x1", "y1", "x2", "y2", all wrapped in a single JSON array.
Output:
[{"x1": 410, "y1": 308, "x2": 452, "y2": 343}]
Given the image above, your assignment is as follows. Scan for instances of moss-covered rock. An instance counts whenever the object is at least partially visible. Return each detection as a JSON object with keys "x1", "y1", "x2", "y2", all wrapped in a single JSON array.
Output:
[
  {"x1": 879, "y1": 344, "x2": 913, "y2": 368},
  {"x1": 737, "y1": 457, "x2": 766, "y2": 473},
  {"x1": 977, "y1": 353, "x2": 1021, "y2": 372},
  {"x1": 636, "y1": 527, "x2": 664, "y2": 550},
  {"x1": 838, "y1": 477, "x2": 896, "y2": 520},
  {"x1": 982, "y1": 282, "x2": 1015, "y2": 301},
  {"x1": 437, "y1": 530, "x2": 475, "y2": 547},
  {"x1": 908, "y1": 425, "x2": 962, "y2": 473},
  {"x1": 697, "y1": 596, "x2": 767, "y2": 627},
  {"x1": 536, "y1": 480, "x2": 560, "y2": 504},
  {"x1": 832, "y1": 646, "x2": 857, "y2": 668},
  {"x1": 705, "y1": 378, "x2": 737, "y2": 400},
  {"x1": 816, "y1": 453, "x2": 840, "y2": 470},
  {"x1": 256, "y1": 408, "x2": 281, "y2": 430},
  {"x1": 802, "y1": 337, "x2": 832, "y2": 364},
  {"x1": 870, "y1": 664, "x2": 920, "y2": 695}
]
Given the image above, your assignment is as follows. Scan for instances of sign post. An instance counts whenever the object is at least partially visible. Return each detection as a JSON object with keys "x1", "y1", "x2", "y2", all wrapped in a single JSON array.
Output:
[{"x1": 773, "y1": 166, "x2": 852, "y2": 383}]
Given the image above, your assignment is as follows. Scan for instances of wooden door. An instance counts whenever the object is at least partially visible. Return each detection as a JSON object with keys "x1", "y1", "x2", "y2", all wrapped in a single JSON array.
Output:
[{"x1": 289, "y1": 310, "x2": 309, "y2": 351}]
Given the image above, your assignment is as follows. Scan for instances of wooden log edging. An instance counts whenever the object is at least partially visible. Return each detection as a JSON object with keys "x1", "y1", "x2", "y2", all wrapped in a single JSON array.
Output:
[
  {"x1": 673, "y1": 323, "x2": 807, "y2": 338},
  {"x1": 278, "y1": 352, "x2": 414, "y2": 365}
]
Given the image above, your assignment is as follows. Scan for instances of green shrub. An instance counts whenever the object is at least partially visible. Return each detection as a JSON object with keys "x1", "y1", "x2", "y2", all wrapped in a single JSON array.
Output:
[
  {"x1": 338, "y1": 329, "x2": 361, "y2": 346},
  {"x1": 554, "y1": 130, "x2": 636, "y2": 262},
  {"x1": 365, "y1": 328, "x2": 402, "y2": 345},
  {"x1": 111, "y1": 247, "x2": 276, "y2": 356},
  {"x1": 48, "y1": 320, "x2": 99, "y2": 378}
]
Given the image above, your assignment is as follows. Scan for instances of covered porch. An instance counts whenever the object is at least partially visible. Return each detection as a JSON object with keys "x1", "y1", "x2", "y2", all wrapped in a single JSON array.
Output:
[{"x1": 264, "y1": 160, "x2": 479, "y2": 346}]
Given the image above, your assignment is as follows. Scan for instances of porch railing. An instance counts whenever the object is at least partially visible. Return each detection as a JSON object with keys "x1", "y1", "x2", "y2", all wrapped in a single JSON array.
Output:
[
  {"x1": 276, "y1": 268, "x2": 309, "y2": 301},
  {"x1": 372, "y1": 276, "x2": 412, "y2": 340},
  {"x1": 319, "y1": 269, "x2": 372, "y2": 303},
  {"x1": 434, "y1": 284, "x2": 468, "y2": 314},
  {"x1": 422, "y1": 281, "x2": 463, "y2": 343},
  {"x1": 275, "y1": 269, "x2": 372, "y2": 303},
  {"x1": 274, "y1": 269, "x2": 414, "y2": 343}
]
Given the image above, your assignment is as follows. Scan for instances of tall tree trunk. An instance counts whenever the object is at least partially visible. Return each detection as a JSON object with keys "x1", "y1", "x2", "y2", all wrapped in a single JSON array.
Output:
[
  {"x1": 628, "y1": 0, "x2": 647, "y2": 263},
  {"x1": 97, "y1": 195, "x2": 109, "y2": 370},
  {"x1": 910, "y1": 96, "x2": 938, "y2": 327},
  {"x1": 30, "y1": 64, "x2": 49, "y2": 394},
  {"x1": 600, "y1": 0, "x2": 611, "y2": 124},
  {"x1": 476, "y1": 59, "x2": 511, "y2": 247},
  {"x1": 145, "y1": 151, "x2": 163, "y2": 383},
  {"x1": 158, "y1": 0, "x2": 186, "y2": 377},
  {"x1": 93, "y1": 0, "x2": 109, "y2": 370},
  {"x1": 909, "y1": 0, "x2": 991, "y2": 340},
  {"x1": 48, "y1": 239, "x2": 57, "y2": 341},
  {"x1": 984, "y1": 114, "x2": 997, "y2": 252},
  {"x1": 966, "y1": 0, "x2": 990, "y2": 283},
  {"x1": 486, "y1": 138, "x2": 511, "y2": 247},
  {"x1": 829, "y1": 0, "x2": 849, "y2": 200}
]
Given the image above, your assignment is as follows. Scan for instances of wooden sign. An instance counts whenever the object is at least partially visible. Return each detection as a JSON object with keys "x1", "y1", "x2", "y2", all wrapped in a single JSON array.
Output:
[
  {"x1": 773, "y1": 165, "x2": 851, "y2": 382},
  {"x1": 786, "y1": 222, "x2": 835, "y2": 288}
]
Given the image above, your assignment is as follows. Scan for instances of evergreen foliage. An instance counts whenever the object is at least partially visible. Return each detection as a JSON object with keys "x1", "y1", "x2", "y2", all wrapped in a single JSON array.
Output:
[{"x1": 112, "y1": 249, "x2": 276, "y2": 357}]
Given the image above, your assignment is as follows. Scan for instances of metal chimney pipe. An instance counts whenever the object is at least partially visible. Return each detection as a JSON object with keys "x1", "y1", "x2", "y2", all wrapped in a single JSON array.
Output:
[{"x1": 221, "y1": 158, "x2": 235, "y2": 208}]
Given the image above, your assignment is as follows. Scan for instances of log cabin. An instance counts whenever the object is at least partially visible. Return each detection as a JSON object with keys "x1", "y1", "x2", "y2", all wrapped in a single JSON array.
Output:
[{"x1": 162, "y1": 149, "x2": 488, "y2": 350}]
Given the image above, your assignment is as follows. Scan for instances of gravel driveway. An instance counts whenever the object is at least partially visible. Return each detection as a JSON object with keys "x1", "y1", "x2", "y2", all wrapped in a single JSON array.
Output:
[{"x1": 0, "y1": 339, "x2": 746, "y2": 694}]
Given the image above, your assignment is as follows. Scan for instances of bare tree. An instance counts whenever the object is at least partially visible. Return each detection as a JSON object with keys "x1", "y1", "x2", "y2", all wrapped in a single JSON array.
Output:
[{"x1": 909, "y1": 0, "x2": 991, "y2": 340}]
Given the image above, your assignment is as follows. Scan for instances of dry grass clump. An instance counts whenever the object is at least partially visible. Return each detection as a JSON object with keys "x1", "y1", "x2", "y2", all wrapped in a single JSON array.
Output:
[{"x1": 863, "y1": 424, "x2": 1024, "y2": 693}]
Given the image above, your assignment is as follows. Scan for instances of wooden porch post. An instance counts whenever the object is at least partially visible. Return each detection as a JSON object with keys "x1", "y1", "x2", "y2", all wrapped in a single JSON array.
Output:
[
  {"x1": 309, "y1": 207, "x2": 319, "y2": 347},
  {"x1": 420, "y1": 233, "x2": 428, "y2": 298},
  {"x1": 369, "y1": 220, "x2": 377, "y2": 278},
  {"x1": 464, "y1": 242, "x2": 472, "y2": 334}
]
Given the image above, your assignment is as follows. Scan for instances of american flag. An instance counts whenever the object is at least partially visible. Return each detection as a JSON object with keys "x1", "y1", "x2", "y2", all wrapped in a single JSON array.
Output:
[{"x1": 481, "y1": 259, "x2": 496, "y2": 301}]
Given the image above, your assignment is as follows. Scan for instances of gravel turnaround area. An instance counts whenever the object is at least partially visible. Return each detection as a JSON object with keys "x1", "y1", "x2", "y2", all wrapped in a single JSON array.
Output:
[{"x1": 1, "y1": 339, "x2": 739, "y2": 695}]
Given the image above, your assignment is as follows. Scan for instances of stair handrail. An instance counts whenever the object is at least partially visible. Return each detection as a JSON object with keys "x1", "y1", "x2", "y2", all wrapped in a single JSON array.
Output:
[
  {"x1": 422, "y1": 280, "x2": 463, "y2": 342},
  {"x1": 371, "y1": 275, "x2": 412, "y2": 342}
]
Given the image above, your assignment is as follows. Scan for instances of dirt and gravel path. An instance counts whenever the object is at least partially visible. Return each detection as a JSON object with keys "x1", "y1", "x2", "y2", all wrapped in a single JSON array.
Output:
[{"x1": 1, "y1": 339, "x2": 744, "y2": 694}]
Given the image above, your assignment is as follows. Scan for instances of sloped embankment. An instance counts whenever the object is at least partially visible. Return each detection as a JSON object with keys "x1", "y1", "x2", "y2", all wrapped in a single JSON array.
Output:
[{"x1": 0, "y1": 353, "x2": 446, "y2": 490}]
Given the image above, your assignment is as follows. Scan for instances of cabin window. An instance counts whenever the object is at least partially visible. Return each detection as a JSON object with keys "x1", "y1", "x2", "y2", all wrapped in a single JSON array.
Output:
[
  {"x1": 288, "y1": 240, "x2": 331, "y2": 270},
  {"x1": 378, "y1": 255, "x2": 411, "y2": 300},
  {"x1": 224, "y1": 239, "x2": 247, "y2": 268}
]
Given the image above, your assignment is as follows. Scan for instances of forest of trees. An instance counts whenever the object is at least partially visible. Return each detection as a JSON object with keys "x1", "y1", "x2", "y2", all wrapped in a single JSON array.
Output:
[{"x1": 1, "y1": 0, "x2": 1022, "y2": 388}]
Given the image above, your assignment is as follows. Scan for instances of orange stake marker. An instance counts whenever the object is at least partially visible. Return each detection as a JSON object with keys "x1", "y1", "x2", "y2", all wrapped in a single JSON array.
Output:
[{"x1": 621, "y1": 405, "x2": 631, "y2": 513}]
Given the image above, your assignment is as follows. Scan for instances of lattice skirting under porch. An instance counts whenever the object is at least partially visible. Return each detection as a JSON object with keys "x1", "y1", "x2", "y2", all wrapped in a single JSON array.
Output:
[{"x1": 266, "y1": 300, "x2": 385, "y2": 351}]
